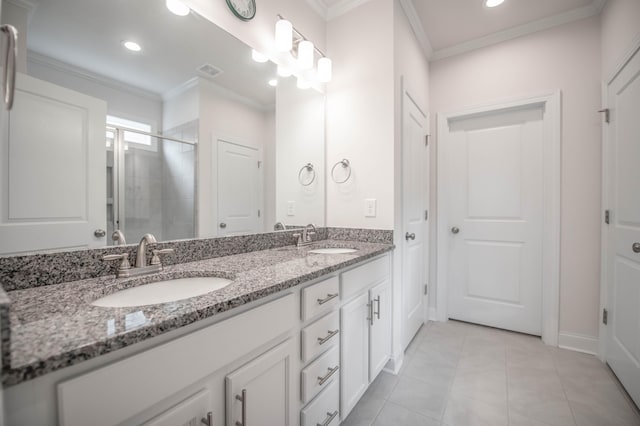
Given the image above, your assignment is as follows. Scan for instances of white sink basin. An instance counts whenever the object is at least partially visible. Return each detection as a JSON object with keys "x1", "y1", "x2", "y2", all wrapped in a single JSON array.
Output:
[
  {"x1": 308, "y1": 248, "x2": 358, "y2": 255},
  {"x1": 92, "y1": 277, "x2": 233, "y2": 308}
]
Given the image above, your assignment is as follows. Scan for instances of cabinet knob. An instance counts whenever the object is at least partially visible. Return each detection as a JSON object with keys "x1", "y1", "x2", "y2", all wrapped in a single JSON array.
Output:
[
  {"x1": 451, "y1": 226, "x2": 460, "y2": 234},
  {"x1": 94, "y1": 229, "x2": 106, "y2": 238},
  {"x1": 219, "y1": 222, "x2": 227, "y2": 229}
]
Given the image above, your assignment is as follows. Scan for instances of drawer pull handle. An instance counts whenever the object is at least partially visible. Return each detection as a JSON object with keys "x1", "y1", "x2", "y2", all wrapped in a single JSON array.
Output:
[
  {"x1": 317, "y1": 410, "x2": 339, "y2": 426},
  {"x1": 374, "y1": 296, "x2": 381, "y2": 320},
  {"x1": 201, "y1": 412, "x2": 213, "y2": 426},
  {"x1": 317, "y1": 365, "x2": 339, "y2": 386},
  {"x1": 317, "y1": 293, "x2": 338, "y2": 305},
  {"x1": 317, "y1": 329, "x2": 339, "y2": 345},
  {"x1": 235, "y1": 389, "x2": 246, "y2": 426}
]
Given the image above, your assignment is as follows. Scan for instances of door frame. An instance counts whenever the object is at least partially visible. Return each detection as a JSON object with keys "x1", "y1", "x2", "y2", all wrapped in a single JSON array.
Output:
[
  {"x1": 598, "y1": 35, "x2": 640, "y2": 361},
  {"x1": 436, "y1": 91, "x2": 561, "y2": 346}
]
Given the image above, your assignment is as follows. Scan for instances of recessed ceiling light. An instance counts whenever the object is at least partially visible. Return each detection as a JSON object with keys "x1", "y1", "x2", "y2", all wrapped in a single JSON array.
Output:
[
  {"x1": 166, "y1": 0, "x2": 190, "y2": 16},
  {"x1": 484, "y1": 0, "x2": 505, "y2": 7},
  {"x1": 252, "y1": 49, "x2": 268, "y2": 63},
  {"x1": 268, "y1": 79, "x2": 278, "y2": 87},
  {"x1": 123, "y1": 41, "x2": 141, "y2": 52}
]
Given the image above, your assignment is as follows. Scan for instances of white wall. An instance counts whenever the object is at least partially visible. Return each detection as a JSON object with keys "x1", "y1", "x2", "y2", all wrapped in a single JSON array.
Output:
[
  {"x1": 392, "y1": 0, "x2": 430, "y2": 365},
  {"x1": 326, "y1": 0, "x2": 395, "y2": 229},
  {"x1": 275, "y1": 78, "x2": 325, "y2": 228},
  {"x1": 600, "y1": 0, "x2": 640, "y2": 79},
  {"x1": 429, "y1": 17, "x2": 602, "y2": 340}
]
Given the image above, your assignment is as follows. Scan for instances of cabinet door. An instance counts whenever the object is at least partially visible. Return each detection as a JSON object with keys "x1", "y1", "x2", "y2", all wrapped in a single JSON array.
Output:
[
  {"x1": 226, "y1": 339, "x2": 294, "y2": 426},
  {"x1": 143, "y1": 389, "x2": 213, "y2": 426},
  {"x1": 340, "y1": 292, "x2": 369, "y2": 419},
  {"x1": 369, "y1": 280, "x2": 391, "y2": 381}
]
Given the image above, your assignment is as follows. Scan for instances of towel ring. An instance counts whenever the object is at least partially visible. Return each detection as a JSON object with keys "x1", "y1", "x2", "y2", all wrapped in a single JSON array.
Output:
[
  {"x1": 298, "y1": 163, "x2": 316, "y2": 186},
  {"x1": 331, "y1": 159, "x2": 351, "y2": 184}
]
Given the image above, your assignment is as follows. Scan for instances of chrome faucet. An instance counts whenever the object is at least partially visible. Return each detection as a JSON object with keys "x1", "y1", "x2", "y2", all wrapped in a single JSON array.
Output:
[
  {"x1": 274, "y1": 222, "x2": 286, "y2": 231},
  {"x1": 111, "y1": 229, "x2": 126, "y2": 245},
  {"x1": 294, "y1": 223, "x2": 317, "y2": 248},
  {"x1": 135, "y1": 233, "x2": 157, "y2": 267}
]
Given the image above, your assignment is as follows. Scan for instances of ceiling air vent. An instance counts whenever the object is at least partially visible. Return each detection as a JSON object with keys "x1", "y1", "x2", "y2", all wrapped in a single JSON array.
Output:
[{"x1": 197, "y1": 63, "x2": 223, "y2": 80}]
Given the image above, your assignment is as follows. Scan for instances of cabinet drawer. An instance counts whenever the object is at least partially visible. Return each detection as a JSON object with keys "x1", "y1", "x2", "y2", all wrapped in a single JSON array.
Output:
[
  {"x1": 301, "y1": 346, "x2": 340, "y2": 403},
  {"x1": 301, "y1": 379, "x2": 339, "y2": 426},
  {"x1": 341, "y1": 255, "x2": 389, "y2": 301},
  {"x1": 301, "y1": 311, "x2": 340, "y2": 363},
  {"x1": 301, "y1": 275, "x2": 339, "y2": 321}
]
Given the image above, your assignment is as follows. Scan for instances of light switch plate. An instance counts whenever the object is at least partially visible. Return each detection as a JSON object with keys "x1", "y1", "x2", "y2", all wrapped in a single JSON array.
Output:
[
  {"x1": 287, "y1": 201, "x2": 296, "y2": 216},
  {"x1": 364, "y1": 199, "x2": 377, "y2": 217}
]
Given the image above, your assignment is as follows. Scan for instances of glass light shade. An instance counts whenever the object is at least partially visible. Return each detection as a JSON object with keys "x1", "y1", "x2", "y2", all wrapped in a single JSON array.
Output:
[
  {"x1": 277, "y1": 65, "x2": 292, "y2": 77},
  {"x1": 251, "y1": 49, "x2": 268, "y2": 63},
  {"x1": 317, "y1": 57, "x2": 332, "y2": 83},
  {"x1": 166, "y1": 0, "x2": 190, "y2": 16},
  {"x1": 298, "y1": 40, "x2": 314, "y2": 70},
  {"x1": 275, "y1": 19, "x2": 293, "y2": 52},
  {"x1": 484, "y1": 0, "x2": 505, "y2": 7},
  {"x1": 297, "y1": 77, "x2": 311, "y2": 90},
  {"x1": 268, "y1": 79, "x2": 278, "y2": 87}
]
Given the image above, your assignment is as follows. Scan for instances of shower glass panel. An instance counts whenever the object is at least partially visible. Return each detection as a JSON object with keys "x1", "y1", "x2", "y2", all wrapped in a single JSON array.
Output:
[{"x1": 106, "y1": 125, "x2": 196, "y2": 245}]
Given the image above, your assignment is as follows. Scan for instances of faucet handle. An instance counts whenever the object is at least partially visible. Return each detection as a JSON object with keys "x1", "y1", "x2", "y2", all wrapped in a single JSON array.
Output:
[
  {"x1": 103, "y1": 253, "x2": 131, "y2": 276},
  {"x1": 151, "y1": 248, "x2": 174, "y2": 266}
]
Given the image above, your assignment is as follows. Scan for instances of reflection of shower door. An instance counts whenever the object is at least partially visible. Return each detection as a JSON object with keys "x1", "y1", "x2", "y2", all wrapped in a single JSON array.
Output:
[
  {"x1": 107, "y1": 126, "x2": 196, "y2": 245},
  {"x1": 217, "y1": 140, "x2": 262, "y2": 236}
]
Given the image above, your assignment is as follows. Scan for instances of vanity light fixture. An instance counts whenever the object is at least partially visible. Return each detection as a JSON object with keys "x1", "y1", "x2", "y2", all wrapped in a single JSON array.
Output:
[
  {"x1": 274, "y1": 14, "x2": 332, "y2": 84},
  {"x1": 123, "y1": 41, "x2": 141, "y2": 52},
  {"x1": 484, "y1": 0, "x2": 505, "y2": 7},
  {"x1": 166, "y1": 0, "x2": 190, "y2": 16},
  {"x1": 251, "y1": 49, "x2": 268, "y2": 63},
  {"x1": 268, "y1": 79, "x2": 278, "y2": 87}
]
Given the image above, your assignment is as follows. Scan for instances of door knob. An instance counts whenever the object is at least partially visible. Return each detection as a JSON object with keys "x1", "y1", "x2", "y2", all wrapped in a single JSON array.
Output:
[
  {"x1": 219, "y1": 223, "x2": 227, "y2": 229},
  {"x1": 633, "y1": 243, "x2": 640, "y2": 253},
  {"x1": 405, "y1": 232, "x2": 416, "y2": 241},
  {"x1": 94, "y1": 229, "x2": 106, "y2": 238},
  {"x1": 451, "y1": 227, "x2": 460, "y2": 234}
]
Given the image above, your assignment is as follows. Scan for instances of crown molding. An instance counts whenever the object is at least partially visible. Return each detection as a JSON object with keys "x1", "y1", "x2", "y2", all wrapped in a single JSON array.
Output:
[
  {"x1": 398, "y1": 0, "x2": 433, "y2": 59},
  {"x1": 304, "y1": 0, "x2": 373, "y2": 21},
  {"x1": 27, "y1": 51, "x2": 161, "y2": 101},
  {"x1": 5, "y1": 0, "x2": 37, "y2": 24},
  {"x1": 431, "y1": 0, "x2": 606, "y2": 61}
]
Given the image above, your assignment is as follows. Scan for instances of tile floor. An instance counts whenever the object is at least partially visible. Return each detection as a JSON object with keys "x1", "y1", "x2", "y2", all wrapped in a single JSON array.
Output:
[{"x1": 342, "y1": 320, "x2": 640, "y2": 426}]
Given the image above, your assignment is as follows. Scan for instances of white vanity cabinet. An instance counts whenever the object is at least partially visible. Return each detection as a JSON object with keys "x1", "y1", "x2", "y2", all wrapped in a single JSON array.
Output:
[
  {"x1": 339, "y1": 255, "x2": 392, "y2": 419},
  {"x1": 226, "y1": 339, "x2": 296, "y2": 426}
]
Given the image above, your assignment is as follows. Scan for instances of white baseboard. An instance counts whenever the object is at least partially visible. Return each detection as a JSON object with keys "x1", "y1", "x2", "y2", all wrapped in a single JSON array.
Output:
[
  {"x1": 428, "y1": 307, "x2": 438, "y2": 322},
  {"x1": 558, "y1": 332, "x2": 599, "y2": 355},
  {"x1": 383, "y1": 354, "x2": 404, "y2": 375}
]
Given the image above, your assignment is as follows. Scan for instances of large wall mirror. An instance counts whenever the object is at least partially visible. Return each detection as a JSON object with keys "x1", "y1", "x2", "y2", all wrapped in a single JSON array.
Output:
[{"x1": 0, "y1": 0, "x2": 325, "y2": 255}]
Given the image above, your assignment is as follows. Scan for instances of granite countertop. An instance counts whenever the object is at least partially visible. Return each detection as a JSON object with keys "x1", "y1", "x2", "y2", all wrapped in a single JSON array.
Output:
[{"x1": 2, "y1": 239, "x2": 393, "y2": 386}]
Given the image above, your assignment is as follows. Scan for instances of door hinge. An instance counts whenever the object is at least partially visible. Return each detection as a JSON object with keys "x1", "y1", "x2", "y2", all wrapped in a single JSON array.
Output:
[
  {"x1": 258, "y1": 209, "x2": 261, "y2": 218},
  {"x1": 257, "y1": 160, "x2": 262, "y2": 168},
  {"x1": 424, "y1": 284, "x2": 428, "y2": 295},
  {"x1": 603, "y1": 308, "x2": 608, "y2": 325},
  {"x1": 605, "y1": 209, "x2": 610, "y2": 225},
  {"x1": 598, "y1": 108, "x2": 610, "y2": 124},
  {"x1": 425, "y1": 134, "x2": 430, "y2": 146},
  {"x1": 424, "y1": 210, "x2": 429, "y2": 221}
]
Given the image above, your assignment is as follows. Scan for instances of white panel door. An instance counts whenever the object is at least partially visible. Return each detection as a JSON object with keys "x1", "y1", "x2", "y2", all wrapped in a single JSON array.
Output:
[
  {"x1": 226, "y1": 339, "x2": 294, "y2": 426},
  {"x1": 340, "y1": 292, "x2": 369, "y2": 420},
  {"x1": 0, "y1": 73, "x2": 107, "y2": 254},
  {"x1": 369, "y1": 280, "x2": 391, "y2": 381},
  {"x1": 445, "y1": 106, "x2": 544, "y2": 335},
  {"x1": 217, "y1": 140, "x2": 261, "y2": 236},
  {"x1": 402, "y1": 89, "x2": 428, "y2": 349},
  {"x1": 605, "y1": 47, "x2": 640, "y2": 407}
]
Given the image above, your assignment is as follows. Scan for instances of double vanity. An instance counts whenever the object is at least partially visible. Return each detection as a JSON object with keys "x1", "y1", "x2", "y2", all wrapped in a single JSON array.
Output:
[{"x1": 0, "y1": 229, "x2": 394, "y2": 426}]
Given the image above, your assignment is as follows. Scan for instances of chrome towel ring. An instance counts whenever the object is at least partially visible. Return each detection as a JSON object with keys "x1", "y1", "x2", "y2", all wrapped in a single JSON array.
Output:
[
  {"x1": 331, "y1": 159, "x2": 351, "y2": 184},
  {"x1": 298, "y1": 163, "x2": 316, "y2": 186}
]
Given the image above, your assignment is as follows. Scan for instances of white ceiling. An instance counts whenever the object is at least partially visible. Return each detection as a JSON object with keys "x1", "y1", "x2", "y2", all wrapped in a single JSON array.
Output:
[
  {"x1": 307, "y1": 0, "x2": 607, "y2": 60},
  {"x1": 22, "y1": 0, "x2": 277, "y2": 106}
]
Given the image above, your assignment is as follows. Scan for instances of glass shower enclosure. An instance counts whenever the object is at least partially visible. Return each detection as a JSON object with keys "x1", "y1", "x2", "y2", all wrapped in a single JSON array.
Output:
[{"x1": 106, "y1": 122, "x2": 197, "y2": 246}]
